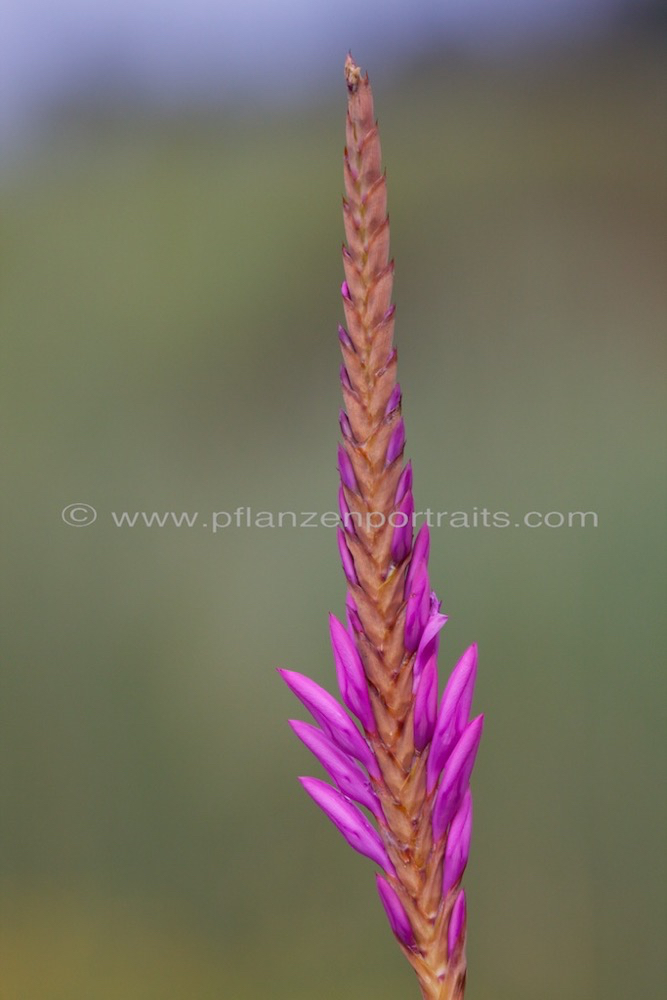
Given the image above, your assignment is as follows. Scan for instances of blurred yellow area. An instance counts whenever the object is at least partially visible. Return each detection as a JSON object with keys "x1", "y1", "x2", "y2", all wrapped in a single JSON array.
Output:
[{"x1": 2, "y1": 889, "x2": 227, "y2": 999}]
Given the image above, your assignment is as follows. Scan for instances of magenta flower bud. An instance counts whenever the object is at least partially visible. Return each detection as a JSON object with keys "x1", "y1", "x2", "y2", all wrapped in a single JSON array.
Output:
[
  {"x1": 413, "y1": 608, "x2": 448, "y2": 691},
  {"x1": 413, "y1": 654, "x2": 438, "y2": 751},
  {"x1": 405, "y1": 522, "x2": 431, "y2": 596},
  {"x1": 329, "y1": 614, "x2": 376, "y2": 733},
  {"x1": 338, "y1": 482, "x2": 350, "y2": 521},
  {"x1": 443, "y1": 790, "x2": 473, "y2": 896},
  {"x1": 278, "y1": 669, "x2": 380, "y2": 777},
  {"x1": 400, "y1": 484, "x2": 415, "y2": 523},
  {"x1": 404, "y1": 564, "x2": 430, "y2": 652},
  {"x1": 340, "y1": 364, "x2": 353, "y2": 393},
  {"x1": 338, "y1": 443, "x2": 358, "y2": 492},
  {"x1": 339, "y1": 408, "x2": 353, "y2": 441},
  {"x1": 376, "y1": 875, "x2": 415, "y2": 948},
  {"x1": 381, "y1": 346, "x2": 397, "y2": 371},
  {"x1": 338, "y1": 324, "x2": 354, "y2": 351},
  {"x1": 299, "y1": 777, "x2": 395, "y2": 874},
  {"x1": 432, "y1": 715, "x2": 484, "y2": 841},
  {"x1": 345, "y1": 592, "x2": 363, "y2": 634},
  {"x1": 337, "y1": 526, "x2": 359, "y2": 587},
  {"x1": 394, "y1": 461, "x2": 412, "y2": 504},
  {"x1": 290, "y1": 721, "x2": 383, "y2": 820},
  {"x1": 427, "y1": 644, "x2": 478, "y2": 793},
  {"x1": 341, "y1": 280, "x2": 352, "y2": 301},
  {"x1": 338, "y1": 486, "x2": 357, "y2": 537},
  {"x1": 390, "y1": 488, "x2": 414, "y2": 565},
  {"x1": 447, "y1": 889, "x2": 466, "y2": 959},
  {"x1": 391, "y1": 521, "x2": 411, "y2": 566},
  {"x1": 385, "y1": 419, "x2": 405, "y2": 465},
  {"x1": 385, "y1": 382, "x2": 401, "y2": 416}
]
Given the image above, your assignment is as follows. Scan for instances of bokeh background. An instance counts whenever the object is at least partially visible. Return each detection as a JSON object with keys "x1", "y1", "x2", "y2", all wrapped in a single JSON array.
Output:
[{"x1": 2, "y1": 2, "x2": 666, "y2": 998}]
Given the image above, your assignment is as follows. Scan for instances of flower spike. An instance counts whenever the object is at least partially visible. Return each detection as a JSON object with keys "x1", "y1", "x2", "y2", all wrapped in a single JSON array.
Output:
[{"x1": 281, "y1": 56, "x2": 483, "y2": 1000}]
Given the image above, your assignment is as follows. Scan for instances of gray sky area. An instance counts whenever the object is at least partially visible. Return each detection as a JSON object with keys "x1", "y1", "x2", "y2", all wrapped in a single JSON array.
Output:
[{"x1": 0, "y1": 0, "x2": 638, "y2": 143}]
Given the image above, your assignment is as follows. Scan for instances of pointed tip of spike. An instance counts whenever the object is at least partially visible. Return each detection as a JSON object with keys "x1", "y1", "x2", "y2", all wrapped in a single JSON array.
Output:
[{"x1": 345, "y1": 54, "x2": 363, "y2": 92}]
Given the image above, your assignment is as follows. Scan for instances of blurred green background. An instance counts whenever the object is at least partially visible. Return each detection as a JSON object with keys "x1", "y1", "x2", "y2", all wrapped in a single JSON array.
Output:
[{"x1": 2, "y1": 29, "x2": 666, "y2": 1000}]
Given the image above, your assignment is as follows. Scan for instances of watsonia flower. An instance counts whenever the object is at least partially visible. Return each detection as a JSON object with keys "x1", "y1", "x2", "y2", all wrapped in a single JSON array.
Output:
[{"x1": 280, "y1": 56, "x2": 483, "y2": 1000}]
